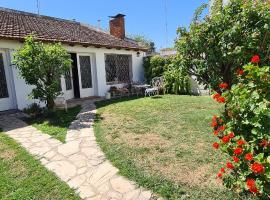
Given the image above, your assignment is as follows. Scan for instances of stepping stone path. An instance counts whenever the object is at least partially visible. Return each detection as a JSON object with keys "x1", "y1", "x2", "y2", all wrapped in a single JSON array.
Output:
[{"x1": 0, "y1": 100, "x2": 158, "y2": 200}]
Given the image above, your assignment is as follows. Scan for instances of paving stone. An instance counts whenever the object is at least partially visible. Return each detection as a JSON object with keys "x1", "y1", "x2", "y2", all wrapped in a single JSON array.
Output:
[
  {"x1": 138, "y1": 190, "x2": 152, "y2": 200},
  {"x1": 68, "y1": 174, "x2": 87, "y2": 189},
  {"x1": 58, "y1": 140, "x2": 80, "y2": 156},
  {"x1": 86, "y1": 195, "x2": 102, "y2": 200},
  {"x1": 110, "y1": 176, "x2": 136, "y2": 194},
  {"x1": 44, "y1": 150, "x2": 57, "y2": 159},
  {"x1": 88, "y1": 167, "x2": 117, "y2": 189},
  {"x1": 46, "y1": 160, "x2": 77, "y2": 181},
  {"x1": 124, "y1": 189, "x2": 141, "y2": 200},
  {"x1": 68, "y1": 154, "x2": 87, "y2": 168},
  {"x1": 78, "y1": 185, "x2": 97, "y2": 199},
  {"x1": 77, "y1": 166, "x2": 88, "y2": 175},
  {"x1": 104, "y1": 190, "x2": 123, "y2": 200}
]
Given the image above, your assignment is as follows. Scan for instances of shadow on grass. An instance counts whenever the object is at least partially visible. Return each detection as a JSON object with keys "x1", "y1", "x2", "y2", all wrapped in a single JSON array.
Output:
[
  {"x1": 26, "y1": 106, "x2": 81, "y2": 129},
  {"x1": 95, "y1": 95, "x2": 163, "y2": 109},
  {"x1": 24, "y1": 106, "x2": 81, "y2": 142}
]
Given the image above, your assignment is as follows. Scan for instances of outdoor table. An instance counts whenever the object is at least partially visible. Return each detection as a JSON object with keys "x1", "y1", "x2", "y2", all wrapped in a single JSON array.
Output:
[{"x1": 132, "y1": 84, "x2": 151, "y2": 96}]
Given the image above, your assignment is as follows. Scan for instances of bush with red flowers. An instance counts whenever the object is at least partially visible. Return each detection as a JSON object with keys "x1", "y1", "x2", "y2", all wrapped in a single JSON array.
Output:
[{"x1": 211, "y1": 56, "x2": 270, "y2": 199}]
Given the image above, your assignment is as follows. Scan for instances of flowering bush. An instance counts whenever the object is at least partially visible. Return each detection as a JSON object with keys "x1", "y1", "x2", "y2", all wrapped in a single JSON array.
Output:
[{"x1": 211, "y1": 56, "x2": 270, "y2": 199}]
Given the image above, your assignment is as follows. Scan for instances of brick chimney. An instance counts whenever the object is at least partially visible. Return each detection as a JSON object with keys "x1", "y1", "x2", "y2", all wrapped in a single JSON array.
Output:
[{"x1": 109, "y1": 14, "x2": 125, "y2": 39}]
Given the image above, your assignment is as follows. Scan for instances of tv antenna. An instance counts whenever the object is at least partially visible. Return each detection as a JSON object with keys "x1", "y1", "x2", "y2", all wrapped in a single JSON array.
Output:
[
  {"x1": 164, "y1": 0, "x2": 168, "y2": 49},
  {"x1": 97, "y1": 19, "x2": 101, "y2": 29},
  {"x1": 36, "y1": 0, "x2": 40, "y2": 15}
]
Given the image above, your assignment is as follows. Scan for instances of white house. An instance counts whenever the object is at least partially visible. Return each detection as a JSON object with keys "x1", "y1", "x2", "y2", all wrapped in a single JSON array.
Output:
[{"x1": 0, "y1": 8, "x2": 147, "y2": 111}]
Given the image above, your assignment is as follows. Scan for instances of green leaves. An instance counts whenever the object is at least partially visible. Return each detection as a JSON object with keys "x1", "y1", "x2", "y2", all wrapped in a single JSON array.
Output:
[
  {"x1": 215, "y1": 64, "x2": 270, "y2": 198},
  {"x1": 176, "y1": 0, "x2": 270, "y2": 91},
  {"x1": 12, "y1": 35, "x2": 72, "y2": 109}
]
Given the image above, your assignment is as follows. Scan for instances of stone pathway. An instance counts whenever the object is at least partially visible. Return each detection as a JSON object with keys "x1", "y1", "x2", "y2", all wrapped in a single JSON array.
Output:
[{"x1": 0, "y1": 101, "x2": 157, "y2": 200}]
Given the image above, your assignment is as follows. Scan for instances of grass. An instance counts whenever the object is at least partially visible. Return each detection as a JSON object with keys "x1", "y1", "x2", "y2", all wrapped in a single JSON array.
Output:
[
  {"x1": 26, "y1": 106, "x2": 81, "y2": 143},
  {"x1": 94, "y1": 95, "x2": 257, "y2": 200},
  {"x1": 0, "y1": 131, "x2": 80, "y2": 200}
]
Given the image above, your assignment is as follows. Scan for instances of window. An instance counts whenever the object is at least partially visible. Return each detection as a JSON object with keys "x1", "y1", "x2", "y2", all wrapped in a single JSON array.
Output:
[
  {"x1": 65, "y1": 69, "x2": 72, "y2": 90},
  {"x1": 105, "y1": 54, "x2": 132, "y2": 84},
  {"x1": 79, "y1": 56, "x2": 92, "y2": 88},
  {"x1": 0, "y1": 53, "x2": 9, "y2": 98}
]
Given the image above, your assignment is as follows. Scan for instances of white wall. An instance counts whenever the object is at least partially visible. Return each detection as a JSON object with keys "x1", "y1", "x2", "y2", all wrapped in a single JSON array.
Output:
[
  {"x1": 0, "y1": 39, "x2": 145, "y2": 110},
  {"x1": 190, "y1": 76, "x2": 210, "y2": 96}
]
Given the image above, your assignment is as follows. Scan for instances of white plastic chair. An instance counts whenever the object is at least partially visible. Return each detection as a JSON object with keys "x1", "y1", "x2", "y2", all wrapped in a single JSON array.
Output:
[
  {"x1": 145, "y1": 77, "x2": 164, "y2": 97},
  {"x1": 54, "y1": 96, "x2": 67, "y2": 111}
]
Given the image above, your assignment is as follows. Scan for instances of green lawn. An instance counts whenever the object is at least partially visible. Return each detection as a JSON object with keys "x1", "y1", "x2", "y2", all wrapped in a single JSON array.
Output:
[
  {"x1": 94, "y1": 95, "x2": 257, "y2": 200},
  {"x1": 0, "y1": 132, "x2": 80, "y2": 200},
  {"x1": 26, "y1": 106, "x2": 81, "y2": 142}
]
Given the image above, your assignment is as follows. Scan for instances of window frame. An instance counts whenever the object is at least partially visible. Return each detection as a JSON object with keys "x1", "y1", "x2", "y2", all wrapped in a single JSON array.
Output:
[{"x1": 104, "y1": 54, "x2": 133, "y2": 85}]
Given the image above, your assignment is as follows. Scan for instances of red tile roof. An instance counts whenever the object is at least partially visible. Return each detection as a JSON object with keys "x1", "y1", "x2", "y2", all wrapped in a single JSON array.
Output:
[{"x1": 0, "y1": 8, "x2": 147, "y2": 51}]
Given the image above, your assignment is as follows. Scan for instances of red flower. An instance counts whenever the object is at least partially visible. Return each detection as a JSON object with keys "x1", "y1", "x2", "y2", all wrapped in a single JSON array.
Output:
[
  {"x1": 219, "y1": 83, "x2": 229, "y2": 89},
  {"x1": 246, "y1": 179, "x2": 256, "y2": 188},
  {"x1": 213, "y1": 142, "x2": 219, "y2": 149},
  {"x1": 213, "y1": 130, "x2": 219, "y2": 136},
  {"x1": 246, "y1": 179, "x2": 258, "y2": 194},
  {"x1": 217, "y1": 125, "x2": 226, "y2": 132},
  {"x1": 220, "y1": 168, "x2": 225, "y2": 173},
  {"x1": 245, "y1": 153, "x2": 253, "y2": 161},
  {"x1": 234, "y1": 147, "x2": 243, "y2": 155},
  {"x1": 212, "y1": 115, "x2": 217, "y2": 120},
  {"x1": 251, "y1": 55, "x2": 260, "y2": 64},
  {"x1": 236, "y1": 68, "x2": 244, "y2": 76},
  {"x1": 228, "y1": 132, "x2": 235, "y2": 138},
  {"x1": 212, "y1": 93, "x2": 221, "y2": 100},
  {"x1": 217, "y1": 172, "x2": 223, "y2": 178},
  {"x1": 237, "y1": 139, "x2": 246, "y2": 146},
  {"x1": 217, "y1": 96, "x2": 226, "y2": 103},
  {"x1": 251, "y1": 163, "x2": 264, "y2": 174},
  {"x1": 249, "y1": 186, "x2": 258, "y2": 194},
  {"x1": 259, "y1": 139, "x2": 270, "y2": 148},
  {"x1": 211, "y1": 121, "x2": 218, "y2": 127},
  {"x1": 222, "y1": 135, "x2": 230, "y2": 143},
  {"x1": 226, "y1": 162, "x2": 234, "y2": 169},
  {"x1": 233, "y1": 156, "x2": 240, "y2": 163}
]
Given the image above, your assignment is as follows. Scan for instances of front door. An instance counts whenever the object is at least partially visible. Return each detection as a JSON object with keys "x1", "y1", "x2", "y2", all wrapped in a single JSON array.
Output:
[
  {"x1": 0, "y1": 51, "x2": 15, "y2": 111},
  {"x1": 69, "y1": 53, "x2": 80, "y2": 98},
  {"x1": 77, "y1": 54, "x2": 95, "y2": 98}
]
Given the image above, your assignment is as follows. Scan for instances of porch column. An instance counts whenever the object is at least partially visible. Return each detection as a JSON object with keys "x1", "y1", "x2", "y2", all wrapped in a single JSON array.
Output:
[{"x1": 95, "y1": 51, "x2": 107, "y2": 97}]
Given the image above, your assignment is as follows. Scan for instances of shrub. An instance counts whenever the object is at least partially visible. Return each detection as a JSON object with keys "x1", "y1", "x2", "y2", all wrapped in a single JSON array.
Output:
[
  {"x1": 143, "y1": 55, "x2": 169, "y2": 83},
  {"x1": 23, "y1": 103, "x2": 43, "y2": 117},
  {"x1": 211, "y1": 55, "x2": 270, "y2": 199},
  {"x1": 163, "y1": 55, "x2": 191, "y2": 94}
]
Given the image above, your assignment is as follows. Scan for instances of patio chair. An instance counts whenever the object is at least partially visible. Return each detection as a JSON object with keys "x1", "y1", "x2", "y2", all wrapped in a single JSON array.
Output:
[
  {"x1": 54, "y1": 96, "x2": 68, "y2": 111},
  {"x1": 145, "y1": 77, "x2": 164, "y2": 97}
]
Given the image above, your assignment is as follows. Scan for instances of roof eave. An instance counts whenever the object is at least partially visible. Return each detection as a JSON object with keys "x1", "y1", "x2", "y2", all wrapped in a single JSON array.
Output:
[{"x1": 0, "y1": 35, "x2": 148, "y2": 52}]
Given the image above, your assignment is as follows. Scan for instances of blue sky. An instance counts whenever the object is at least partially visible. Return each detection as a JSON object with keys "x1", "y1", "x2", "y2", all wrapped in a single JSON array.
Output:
[{"x1": 0, "y1": 0, "x2": 209, "y2": 50}]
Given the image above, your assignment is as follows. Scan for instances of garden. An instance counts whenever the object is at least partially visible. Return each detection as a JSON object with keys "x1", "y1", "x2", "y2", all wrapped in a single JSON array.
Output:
[
  {"x1": 94, "y1": 0, "x2": 270, "y2": 199},
  {"x1": 0, "y1": 0, "x2": 269, "y2": 199}
]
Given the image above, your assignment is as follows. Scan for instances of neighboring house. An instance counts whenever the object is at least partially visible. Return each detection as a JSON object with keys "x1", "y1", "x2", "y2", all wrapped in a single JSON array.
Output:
[
  {"x1": 159, "y1": 48, "x2": 177, "y2": 57},
  {"x1": 158, "y1": 48, "x2": 209, "y2": 95},
  {"x1": 0, "y1": 8, "x2": 147, "y2": 111}
]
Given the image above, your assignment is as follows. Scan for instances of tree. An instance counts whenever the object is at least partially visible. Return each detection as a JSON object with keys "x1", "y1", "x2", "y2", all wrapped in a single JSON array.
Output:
[
  {"x1": 175, "y1": 0, "x2": 270, "y2": 91},
  {"x1": 128, "y1": 34, "x2": 156, "y2": 53},
  {"x1": 13, "y1": 36, "x2": 71, "y2": 109}
]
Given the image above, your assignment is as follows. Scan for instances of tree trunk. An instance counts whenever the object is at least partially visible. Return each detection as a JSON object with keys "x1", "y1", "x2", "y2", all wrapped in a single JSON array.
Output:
[
  {"x1": 223, "y1": 64, "x2": 232, "y2": 89},
  {"x1": 46, "y1": 97, "x2": 55, "y2": 110}
]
